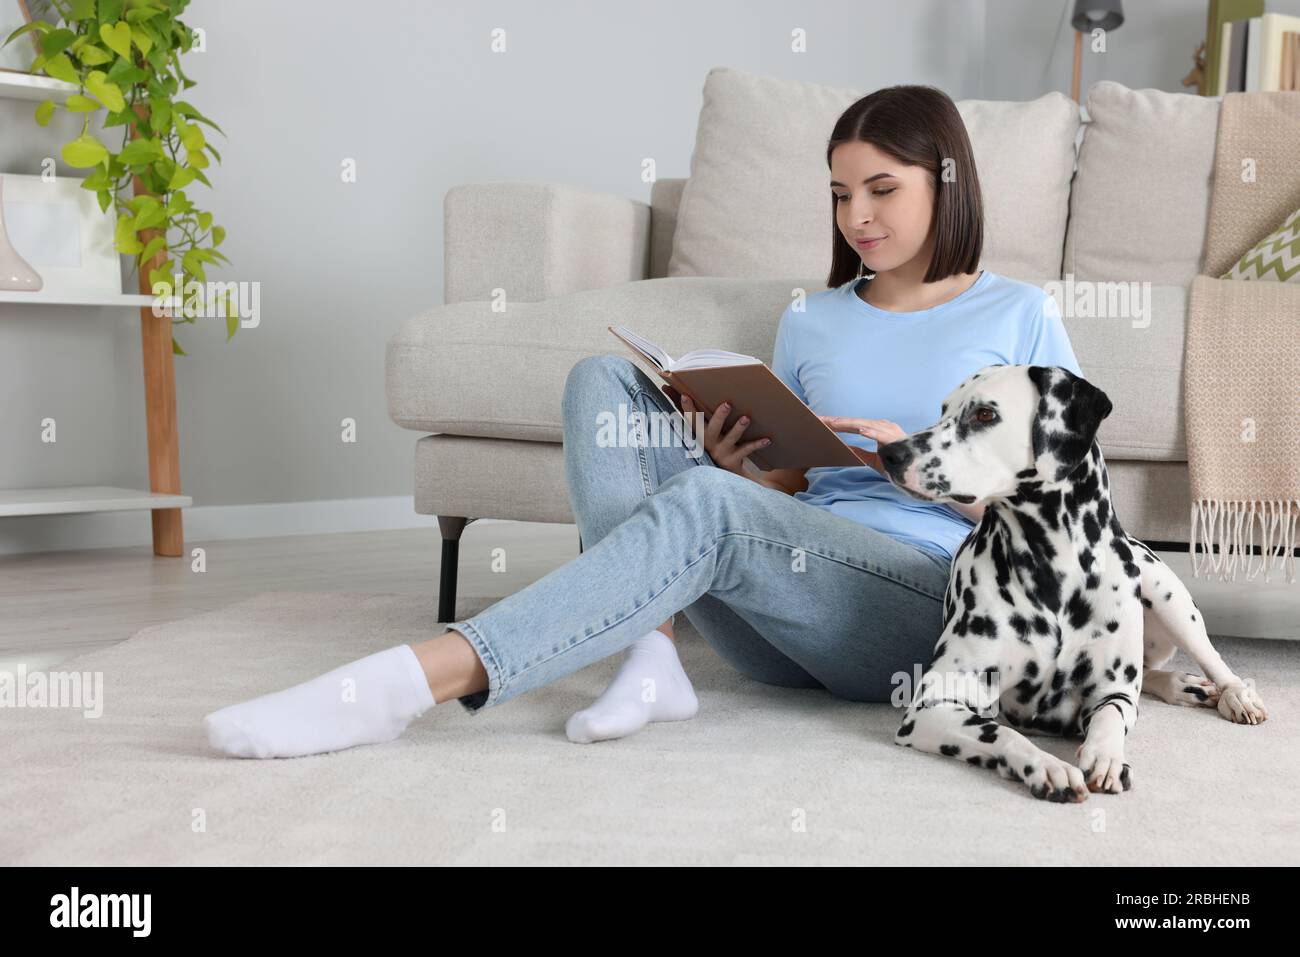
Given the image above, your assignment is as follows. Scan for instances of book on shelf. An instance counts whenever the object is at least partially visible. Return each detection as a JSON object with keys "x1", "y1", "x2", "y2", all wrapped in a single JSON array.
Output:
[
  {"x1": 1217, "y1": 12, "x2": 1300, "y2": 92},
  {"x1": 606, "y1": 324, "x2": 863, "y2": 471}
]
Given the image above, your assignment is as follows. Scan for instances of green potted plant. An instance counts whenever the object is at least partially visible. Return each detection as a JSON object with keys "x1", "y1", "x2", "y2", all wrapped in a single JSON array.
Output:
[{"x1": 4, "y1": 0, "x2": 231, "y2": 354}]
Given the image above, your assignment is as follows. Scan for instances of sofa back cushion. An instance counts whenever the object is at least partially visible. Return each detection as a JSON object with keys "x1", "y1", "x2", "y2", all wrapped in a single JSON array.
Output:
[
  {"x1": 665, "y1": 67, "x2": 1079, "y2": 281},
  {"x1": 1064, "y1": 81, "x2": 1220, "y2": 285}
]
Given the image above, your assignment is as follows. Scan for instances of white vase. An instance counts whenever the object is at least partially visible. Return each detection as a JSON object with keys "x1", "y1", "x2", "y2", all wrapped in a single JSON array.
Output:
[{"x1": 0, "y1": 174, "x2": 43, "y2": 292}]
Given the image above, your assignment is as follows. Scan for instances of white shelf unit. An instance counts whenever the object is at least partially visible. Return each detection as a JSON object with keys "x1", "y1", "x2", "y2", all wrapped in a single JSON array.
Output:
[
  {"x1": 0, "y1": 291, "x2": 158, "y2": 307},
  {"x1": 2, "y1": 68, "x2": 190, "y2": 533},
  {"x1": 0, "y1": 486, "x2": 192, "y2": 518},
  {"x1": 0, "y1": 68, "x2": 78, "y2": 103}
]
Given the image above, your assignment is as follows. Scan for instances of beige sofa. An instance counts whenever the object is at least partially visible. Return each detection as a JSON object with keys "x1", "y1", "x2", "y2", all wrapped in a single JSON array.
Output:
[{"x1": 386, "y1": 70, "x2": 1220, "y2": 622}]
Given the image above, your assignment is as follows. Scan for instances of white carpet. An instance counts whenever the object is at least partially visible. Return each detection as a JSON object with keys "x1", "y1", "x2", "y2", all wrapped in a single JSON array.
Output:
[{"x1": 1, "y1": 590, "x2": 1295, "y2": 866}]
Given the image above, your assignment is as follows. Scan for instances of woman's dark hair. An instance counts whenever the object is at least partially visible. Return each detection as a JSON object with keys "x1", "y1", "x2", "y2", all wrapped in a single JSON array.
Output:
[{"x1": 825, "y1": 85, "x2": 983, "y2": 289}]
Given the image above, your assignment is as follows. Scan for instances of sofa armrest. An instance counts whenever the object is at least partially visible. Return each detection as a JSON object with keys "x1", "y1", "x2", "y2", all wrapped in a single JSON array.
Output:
[{"x1": 444, "y1": 182, "x2": 651, "y2": 304}]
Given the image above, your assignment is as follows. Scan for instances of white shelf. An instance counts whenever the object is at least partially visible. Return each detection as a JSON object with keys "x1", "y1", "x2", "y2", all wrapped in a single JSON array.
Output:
[
  {"x1": 0, "y1": 68, "x2": 78, "y2": 103},
  {"x1": 0, "y1": 486, "x2": 191, "y2": 517},
  {"x1": 0, "y1": 291, "x2": 158, "y2": 307}
]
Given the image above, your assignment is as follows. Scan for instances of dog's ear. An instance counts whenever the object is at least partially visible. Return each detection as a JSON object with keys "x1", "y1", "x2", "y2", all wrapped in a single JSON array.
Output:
[{"x1": 1026, "y1": 366, "x2": 1112, "y2": 482}]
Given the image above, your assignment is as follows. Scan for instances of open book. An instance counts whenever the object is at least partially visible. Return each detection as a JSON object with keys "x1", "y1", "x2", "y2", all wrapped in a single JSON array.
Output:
[{"x1": 608, "y1": 325, "x2": 863, "y2": 471}]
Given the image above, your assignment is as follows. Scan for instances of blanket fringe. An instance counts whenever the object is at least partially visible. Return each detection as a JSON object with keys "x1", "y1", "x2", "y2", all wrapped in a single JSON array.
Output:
[{"x1": 1189, "y1": 499, "x2": 1299, "y2": 584}]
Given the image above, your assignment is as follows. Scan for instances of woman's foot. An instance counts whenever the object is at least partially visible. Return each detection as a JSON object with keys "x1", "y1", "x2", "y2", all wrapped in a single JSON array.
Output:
[
  {"x1": 202, "y1": 644, "x2": 436, "y2": 758},
  {"x1": 565, "y1": 629, "x2": 699, "y2": 743}
]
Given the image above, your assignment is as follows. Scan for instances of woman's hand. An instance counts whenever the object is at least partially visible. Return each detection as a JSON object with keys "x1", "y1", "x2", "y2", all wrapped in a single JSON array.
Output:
[
  {"x1": 679, "y1": 393, "x2": 771, "y2": 474},
  {"x1": 818, "y1": 415, "x2": 907, "y2": 475}
]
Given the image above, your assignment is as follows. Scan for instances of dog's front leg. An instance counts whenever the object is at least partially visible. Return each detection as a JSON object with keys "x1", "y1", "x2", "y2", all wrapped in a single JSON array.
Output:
[
  {"x1": 895, "y1": 671, "x2": 1090, "y2": 803},
  {"x1": 1074, "y1": 702, "x2": 1134, "y2": 794}
]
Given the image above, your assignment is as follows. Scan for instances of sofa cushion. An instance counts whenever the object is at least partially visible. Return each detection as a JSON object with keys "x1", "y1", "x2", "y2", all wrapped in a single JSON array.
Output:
[
  {"x1": 387, "y1": 275, "x2": 1187, "y2": 462},
  {"x1": 1047, "y1": 280, "x2": 1189, "y2": 462},
  {"x1": 1064, "y1": 81, "x2": 1220, "y2": 285},
  {"x1": 411, "y1": 433, "x2": 1194, "y2": 541},
  {"x1": 665, "y1": 67, "x2": 1079, "y2": 282}
]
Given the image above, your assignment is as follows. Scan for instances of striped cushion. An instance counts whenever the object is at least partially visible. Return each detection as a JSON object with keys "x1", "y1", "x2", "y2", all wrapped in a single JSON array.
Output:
[{"x1": 1222, "y1": 206, "x2": 1300, "y2": 282}]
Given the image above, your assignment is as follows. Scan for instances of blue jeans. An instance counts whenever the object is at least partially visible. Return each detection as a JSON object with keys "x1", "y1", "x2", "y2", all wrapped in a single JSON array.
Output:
[{"x1": 447, "y1": 354, "x2": 953, "y2": 713}]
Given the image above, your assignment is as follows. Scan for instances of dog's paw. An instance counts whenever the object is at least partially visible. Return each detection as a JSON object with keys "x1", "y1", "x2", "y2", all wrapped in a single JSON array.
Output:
[
  {"x1": 1012, "y1": 751, "x2": 1090, "y2": 803},
  {"x1": 1147, "y1": 671, "x2": 1219, "y2": 708},
  {"x1": 1216, "y1": 683, "x2": 1268, "y2": 725},
  {"x1": 1075, "y1": 743, "x2": 1133, "y2": 794}
]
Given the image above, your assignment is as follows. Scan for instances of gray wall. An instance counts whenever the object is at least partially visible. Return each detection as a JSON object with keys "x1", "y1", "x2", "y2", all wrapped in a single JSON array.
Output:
[{"x1": 0, "y1": 0, "x2": 1268, "y2": 552}]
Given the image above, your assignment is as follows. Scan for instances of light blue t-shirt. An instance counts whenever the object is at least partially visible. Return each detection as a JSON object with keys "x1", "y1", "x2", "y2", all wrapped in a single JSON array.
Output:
[{"x1": 771, "y1": 269, "x2": 1083, "y2": 561}]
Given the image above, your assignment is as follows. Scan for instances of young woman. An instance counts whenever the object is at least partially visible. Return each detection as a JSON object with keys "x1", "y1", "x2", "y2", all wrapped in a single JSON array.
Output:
[{"x1": 203, "y1": 84, "x2": 1082, "y2": 759}]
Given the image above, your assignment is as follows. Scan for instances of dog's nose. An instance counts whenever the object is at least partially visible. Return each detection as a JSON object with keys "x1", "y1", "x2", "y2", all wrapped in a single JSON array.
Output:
[{"x1": 879, "y1": 441, "x2": 909, "y2": 471}]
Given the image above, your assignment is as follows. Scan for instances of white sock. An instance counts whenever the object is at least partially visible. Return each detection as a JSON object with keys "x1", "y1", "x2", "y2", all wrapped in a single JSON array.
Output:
[
  {"x1": 203, "y1": 644, "x2": 437, "y2": 759},
  {"x1": 565, "y1": 628, "x2": 699, "y2": 743}
]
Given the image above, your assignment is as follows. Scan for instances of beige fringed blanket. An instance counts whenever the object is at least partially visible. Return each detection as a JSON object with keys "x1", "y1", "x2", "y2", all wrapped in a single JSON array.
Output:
[{"x1": 1184, "y1": 91, "x2": 1300, "y2": 584}]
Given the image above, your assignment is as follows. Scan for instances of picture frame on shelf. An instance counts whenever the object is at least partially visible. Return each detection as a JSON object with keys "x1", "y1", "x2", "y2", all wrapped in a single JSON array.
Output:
[{"x1": 0, "y1": 172, "x2": 123, "y2": 298}]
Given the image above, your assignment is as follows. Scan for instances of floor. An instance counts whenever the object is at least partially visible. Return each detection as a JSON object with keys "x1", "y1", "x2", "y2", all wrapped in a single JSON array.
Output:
[
  {"x1": 3, "y1": 520, "x2": 1296, "y2": 674},
  {"x1": 1, "y1": 522, "x2": 1296, "y2": 865}
]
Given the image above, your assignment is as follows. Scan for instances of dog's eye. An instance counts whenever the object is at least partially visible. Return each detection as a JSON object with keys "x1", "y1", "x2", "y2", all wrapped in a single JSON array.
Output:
[{"x1": 973, "y1": 407, "x2": 997, "y2": 424}]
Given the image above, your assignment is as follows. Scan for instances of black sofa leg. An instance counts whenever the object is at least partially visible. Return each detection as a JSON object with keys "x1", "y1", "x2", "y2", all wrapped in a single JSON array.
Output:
[
  {"x1": 578, "y1": 533, "x2": 583, "y2": 555},
  {"x1": 437, "y1": 516, "x2": 470, "y2": 623}
]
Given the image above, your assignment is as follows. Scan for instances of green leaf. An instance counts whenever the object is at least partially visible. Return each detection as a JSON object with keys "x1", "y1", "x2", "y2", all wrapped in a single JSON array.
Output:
[
  {"x1": 203, "y1": 141, "x2": 220, "y2": 163},
  {"x1": 180, "y1": 121, "x2": 203, "y2": 152},
  {"x1": 62, "y1": 133, "x2": 110, "y2": 168},
  {"x1": 96, "y1": 188, "x2": 113, "y2": 214},
  {"x1": 191, "y1": 168, "x2": 212, "y2": 188},
  {"x1": 81, "y1": 166, "x2": 110, "y2": 190},
  {"x1": 99, "y1": 0, "x2": 124, "y2": 22},
  {"x1": 75, "y1": 44, "x2": 114, "y2": 66},
  {"x1": 65, "y1": 93, "x2": 102, "y2": 112},
  {"x1": 149, "y1": 98, "x2": 171, "y2": 134},
  {"x1": 149, "y1": 262, "x2": 174, "y2": 295},
  {"x1": 130, "y1": 24, "x2": 153, "y2": 56},
  {"x1": 105, "y1": 55, "x2": 146, "y2": 86},
  {"x1": 133, "y1": 204, "x2": 167, "y2": 231},
  {"x1": 43, "y1": 53, "x2": 80, "y2": 84},
  {"x1": 187, "y1": 149, "x2": 208, "y2": 169},
  {"x1": 174, "y1": 101, "x2": 225, "y2": 136},
  {"x1": 168, "y1": 165, "x2": 196, "y2": 190},
  {"x1": 181, "y1": 248, "x2": 205, "y2": 282},
  {"x1": 174, "y1": 52, "x2": 194, "y2": 88},
  {"x1": 114, "y1": 214, "x2": 144, "y2": 254},
  {"x1": 99, "y1": 22, "x2": 133, "y2": 60},
  {"x1": 172, "y1": 336, "x2": 186, "y2": 356},
  {"x1": 211, "y1": 225, "x2": 225, "y2": 247},
  {"x1": 139, "y1": 235, "x2": 168, "y2": 263},
  {"x1": 118, "y1": 137, "x2": 163, "y2": 166},
  {"x1": 84, "y1": 70, "x2": 125, "y2": 112},
  {"x1": 34, "y1": 99, "x2": 56, "y2": 126},
  {"x1": 3, "y1": 21, "x2": 51, "y2": 51},
  {"x1": 226, "y1": 305, "x2": 238, "y2": 340},
  {"x1": 197, "y1": 210, "x2": 212, "y2": 231},
  {"x1": 41, "y1": 29, "x2": 77, "y2": 60},
  {"x1": 126, "y1": 6, "x2": 164, "y2": 24},
  {"x1": 68, "y1": 0, "x2": 98, "y2": 21},
  {"x1": 126, "y1": 194, "x2": 160, "y2": 215}
]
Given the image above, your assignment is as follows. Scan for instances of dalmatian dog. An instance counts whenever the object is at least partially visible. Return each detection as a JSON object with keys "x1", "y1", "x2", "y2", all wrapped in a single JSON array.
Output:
[{"x1": 875, "y1": 364, "x2": 1268, "y2": 803}]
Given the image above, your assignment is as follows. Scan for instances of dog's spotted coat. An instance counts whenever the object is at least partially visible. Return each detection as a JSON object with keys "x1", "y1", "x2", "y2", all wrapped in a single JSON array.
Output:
[{"x1": 876, "y1": 365, "x2": 1268, "y2": 803}]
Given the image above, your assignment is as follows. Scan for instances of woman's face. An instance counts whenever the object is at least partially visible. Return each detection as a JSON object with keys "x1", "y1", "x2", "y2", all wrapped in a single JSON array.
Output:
[{"x1": 830, "y1": 140, "x2": 935, "y2": 274}]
